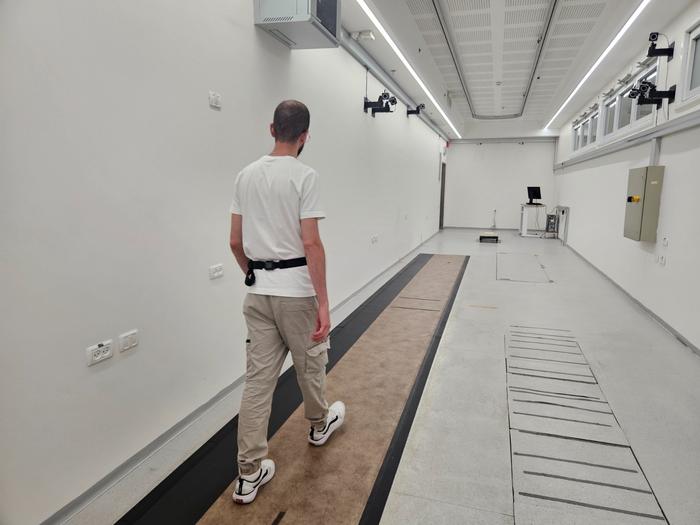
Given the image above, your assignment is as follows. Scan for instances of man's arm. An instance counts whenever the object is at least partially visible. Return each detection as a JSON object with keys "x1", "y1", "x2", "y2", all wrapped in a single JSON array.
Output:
[
  {"x1": 301, "y1": 218, "x2": 330, "y2": 342},
  {"x1": 229, "y1": 214, "x2": 248, "y2": 274}
]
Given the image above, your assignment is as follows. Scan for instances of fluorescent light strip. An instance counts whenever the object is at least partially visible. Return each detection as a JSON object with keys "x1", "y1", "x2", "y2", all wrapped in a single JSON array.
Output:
[
  {"x1": 545, "y1": 0, "x2": 653, "y2": 129},
  {"x1": 355, "y1": 0, "x2": 462, "y2": 139}
]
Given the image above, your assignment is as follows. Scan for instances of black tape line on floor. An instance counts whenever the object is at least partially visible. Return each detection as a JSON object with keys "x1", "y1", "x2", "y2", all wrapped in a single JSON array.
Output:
[
  {"x1": 359, "y1": 256, "x2": 469, "y2": 525},
  {"x1": 115, "y1": 254, "x2": 434, "y2": 525}
]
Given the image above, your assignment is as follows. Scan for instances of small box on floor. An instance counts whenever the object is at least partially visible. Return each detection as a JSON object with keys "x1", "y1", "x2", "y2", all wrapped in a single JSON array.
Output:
[{"x1": 479, "y1": 231, "x2": 499, "y2": 243}]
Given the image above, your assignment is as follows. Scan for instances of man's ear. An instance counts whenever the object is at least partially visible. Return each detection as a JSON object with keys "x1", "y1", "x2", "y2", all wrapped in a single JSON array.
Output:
[
  {"x1": 298, "y1": 130, "x2": 309, "y2": 144},
  {"x1": 269, "y1": 123, "x2": 276, "y2": 140}
]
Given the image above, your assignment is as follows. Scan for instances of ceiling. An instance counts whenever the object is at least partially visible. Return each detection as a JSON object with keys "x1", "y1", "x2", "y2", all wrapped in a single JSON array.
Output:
[{"x1": 341, "y1": 0, "x2": 694, "y2": 138}]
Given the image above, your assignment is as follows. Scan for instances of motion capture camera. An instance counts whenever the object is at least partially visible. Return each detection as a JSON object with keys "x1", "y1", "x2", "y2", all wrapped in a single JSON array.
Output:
[
  {"x1": 634, "y1": 80, "x2": 677, "y2": 109},
  {"x1": 639, "y1": 81, "x2": 653, "y2": 94},
  {"x1": 364, "y1": 89, "x2": 397, "y2": 117},
  {"x1": 628, "y1": 88, "x2": 640, "y2": 99},
  {"x1": 407, "y1": 103, "x2": 426, "y2": 116},
  {"x1": 647, "y1": 32, "x2": 674, "y2": 58}
]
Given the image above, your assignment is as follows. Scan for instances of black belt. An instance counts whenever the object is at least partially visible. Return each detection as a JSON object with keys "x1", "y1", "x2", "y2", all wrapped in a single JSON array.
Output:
[{"x1": 245, "y1": 257, "x2": 307, "y2": 286}]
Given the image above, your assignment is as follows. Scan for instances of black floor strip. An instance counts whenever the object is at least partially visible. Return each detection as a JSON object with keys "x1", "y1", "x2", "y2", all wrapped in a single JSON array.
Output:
[
  {"x1": 512, "y1": 411, "x2": 611, "y2": 427},
  {"x1": 509, "y1": 390, "x2": 610, "y2": 404},
  {"x1": 508, "y1": 345, "x2": 582, "y2": 355},
  {"x1": 508, "y1": 365, "x2": 594, "y2": 378},
  {"x1": 518, "y1": 493, "x2": 665, "y2": 520},
  {"x1": 507, "y1": 386, "x2": 601, "y2": 400},
  {"x1": 510, "y1": 325, "x2": 572, "y2": 332},
  {"x1": 398, "y1": 296, "x2": 441, "y2": 301},
  {"x1": 390, "y1": 305, "x2": 442, "y2": 312},
  {"x1": 522, "y1": 471, "x2": 653, "y2": 494},
  {"x1": 359, "y1": 256, "x2": 469, "y2": 525},
  {"x1": 513, "y1": 452, "x2": 638, "y2": 473},
  {"x1": 515, "y1": 429, "x2": 629, "y2": 448},
  {"x1": 508, "y1": 372, "x2": 597, "y2": 384},
  {"x1": 512, "y1": 399, "x2": 613, "y2": 415},
  {"x1": 510, "y1": 331, "x2": 577, "y2": 340},
  {"x1": 510, "y1": 339, "x2": 579, "y2": 348},
  {"x1": 508, "y1": 355, "x2": 589, "y2": 365},
  {"x1": 116, "y1": 254, "x2": 434, "y2": 525}
]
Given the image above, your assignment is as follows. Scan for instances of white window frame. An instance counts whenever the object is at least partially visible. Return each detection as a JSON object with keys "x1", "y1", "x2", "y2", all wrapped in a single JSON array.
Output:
[
  {"x1": 603, "y1": 98, "x2": 617, "y2": 136},
  {"x1": 589, "y1": 112, "x2": 599, "y2": 144},
  {"x1": 599, "y1": 64, "x2": 657, "y2": 142},
  {"x1": 571, "y1": 107, "x2": 598, "y2": 154},
  {"x1": 680, "y1": 21, "x2": 700, "y2": 103}
]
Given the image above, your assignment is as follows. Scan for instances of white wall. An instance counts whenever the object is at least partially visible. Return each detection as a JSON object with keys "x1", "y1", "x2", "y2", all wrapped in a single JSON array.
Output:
[
  {"x1": 555, "y1": 128, "x2": 700, "y2": 350},
  {"x1": 554, "y1": 1, "x2": 700, "y2": 350},
  {"x1": 444, "y1": 142, "x2": 555, "y2": 229},
  {"x1": 0, "y1": 2, "x2": 443, "y2": 523}
]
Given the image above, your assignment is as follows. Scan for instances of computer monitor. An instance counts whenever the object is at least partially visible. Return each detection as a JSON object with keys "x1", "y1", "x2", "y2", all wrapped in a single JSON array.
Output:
[{"x1": 527, "y1": 186, "x2": 542, "y2": 205}]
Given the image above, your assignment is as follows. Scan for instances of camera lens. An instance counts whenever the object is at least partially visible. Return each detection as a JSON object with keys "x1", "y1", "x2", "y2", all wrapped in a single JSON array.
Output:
[{"x1": 649, "y1": 32, "x2": 658, "y2": 42}]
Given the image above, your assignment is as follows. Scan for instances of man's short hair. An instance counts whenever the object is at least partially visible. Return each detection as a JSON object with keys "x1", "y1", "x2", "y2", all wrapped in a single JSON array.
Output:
[{"x1": 272, "y1": 100, "x2": 310, "y2": 143}]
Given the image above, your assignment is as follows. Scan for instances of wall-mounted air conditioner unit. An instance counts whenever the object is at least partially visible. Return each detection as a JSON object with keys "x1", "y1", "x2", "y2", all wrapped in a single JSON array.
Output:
[{"x1": 254, "y1": 0, "x2": 340, "y2": 49}]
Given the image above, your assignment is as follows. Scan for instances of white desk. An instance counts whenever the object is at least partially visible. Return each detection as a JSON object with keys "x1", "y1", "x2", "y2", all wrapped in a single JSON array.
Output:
[{"x1": 520, "y1": 203, "x2": 545, "y2": 237}]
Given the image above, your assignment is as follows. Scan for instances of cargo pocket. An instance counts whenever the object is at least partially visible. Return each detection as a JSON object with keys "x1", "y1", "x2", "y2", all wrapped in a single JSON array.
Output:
[{"x1": 305, "y1": 339, "x2": 330, "y2": 374}]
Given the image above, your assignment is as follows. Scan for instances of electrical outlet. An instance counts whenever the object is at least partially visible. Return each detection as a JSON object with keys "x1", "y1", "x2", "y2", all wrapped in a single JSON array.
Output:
[
  {"x1": 209, "y1": 264, "x2": 224, "y2": 280},
  {"x1": 119, "y1": 329, "x2": 139, "y2": 352},
  {"x1": 86, "y1": 339, "x2": 113, "y2": 366},
  {"x1": 208, "y1": 91, "x2": 222, "y2": 110},
  {"x1": 659, "y1": 255, "x2": 667, "y2": 266},
  {"x1": 662, "y1": 234, "x2": 670, "y2": 247},
  {"x1": 370, "y1": 235, "x2": 379, "y2": 244}
]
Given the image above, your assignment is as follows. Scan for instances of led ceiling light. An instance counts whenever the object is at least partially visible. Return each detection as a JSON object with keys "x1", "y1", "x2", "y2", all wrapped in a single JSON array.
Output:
[
  {"x1": 355, "y1": 0, "x2": 462, "y2": 139},
  {"x1": 544, "y1": 0, "x2": 653, "y2": 129}
]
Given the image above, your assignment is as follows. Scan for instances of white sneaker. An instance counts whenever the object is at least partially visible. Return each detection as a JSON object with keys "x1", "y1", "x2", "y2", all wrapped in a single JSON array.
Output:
[
  {"x1": 308, "y1": 401, "x2": 345, "y2": 446},
  {"x1": 232, "y1": 459, "x2": 275, "y2": 504}
]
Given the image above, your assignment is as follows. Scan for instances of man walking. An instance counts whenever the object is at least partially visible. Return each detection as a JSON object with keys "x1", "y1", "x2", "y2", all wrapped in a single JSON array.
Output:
[{"x1": 228, "y1": 100, "x2": 345, "y2": 504}]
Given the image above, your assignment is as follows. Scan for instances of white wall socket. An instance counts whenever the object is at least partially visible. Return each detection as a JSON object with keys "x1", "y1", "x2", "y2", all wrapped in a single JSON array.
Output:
[
  {"x1": 662, "y1": 234, "x2": 670, "y2": 247},
  {"x1": 208, "y1": 91, "x2": 222, "y2": 110},
  {"x1": 119, "y1": 329, "x2": 139, "y2": 352},
  {"x1": 370, "y1": 235, "x2": 379, "y2": 244},
  {"x1": 659, "y1": 255, "x2": 667, "y2": 266},
  {"x1": 86, "y1": 339, "x2": 113, "y2": 366},
  {"x1": 209, "y1": 264, "x2": 224, "y2": 279}
]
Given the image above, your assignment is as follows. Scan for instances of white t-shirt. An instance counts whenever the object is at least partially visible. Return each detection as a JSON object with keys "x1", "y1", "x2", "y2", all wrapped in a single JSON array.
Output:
[{"x1": 230, "y1": 155, "x2": 325, "y2": 297}]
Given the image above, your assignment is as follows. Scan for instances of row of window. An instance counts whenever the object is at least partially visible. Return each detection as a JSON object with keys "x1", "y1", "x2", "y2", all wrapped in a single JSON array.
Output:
[
  {"x1": 572, "y1": 21, "x2": 700, "y2": 153},
  {"x1": 573, "y1": 67, "x2": 656, "y2": 151}
]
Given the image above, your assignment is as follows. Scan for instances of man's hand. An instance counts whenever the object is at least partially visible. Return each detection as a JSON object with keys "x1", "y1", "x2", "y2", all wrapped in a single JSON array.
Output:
[{"x1": 312, "y1": 303, "x2": 331, "y2": 342}]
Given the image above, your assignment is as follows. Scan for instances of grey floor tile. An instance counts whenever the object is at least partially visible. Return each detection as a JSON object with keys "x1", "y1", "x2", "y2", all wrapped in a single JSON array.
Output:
[
  {"x1": 386, "y1": 229, "x2": 700, "y2": 525},
  {"x1": 381, "y1": 492, "x2": 514, "y2": 525}
]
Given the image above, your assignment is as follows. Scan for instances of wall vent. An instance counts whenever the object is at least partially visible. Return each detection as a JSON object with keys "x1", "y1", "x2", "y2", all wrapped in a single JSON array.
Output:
[{"x1": 254, "y1": 0, "x2": 339, "y2": 49}]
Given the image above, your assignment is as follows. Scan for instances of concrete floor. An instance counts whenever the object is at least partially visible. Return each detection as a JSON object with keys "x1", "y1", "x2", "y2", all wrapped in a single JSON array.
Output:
[{"x1": 381, "y1": 228, "x2": 700, "y2": 525}]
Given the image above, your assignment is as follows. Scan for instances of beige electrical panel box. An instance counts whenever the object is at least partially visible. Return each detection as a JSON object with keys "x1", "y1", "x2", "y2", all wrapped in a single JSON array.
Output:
[{"x1": 624, "y1": 166, "x2": 664, "y2": 242}]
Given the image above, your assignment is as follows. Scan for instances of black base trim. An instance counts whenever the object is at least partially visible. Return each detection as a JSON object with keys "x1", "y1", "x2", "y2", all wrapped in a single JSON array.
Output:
[
  {"x1": 359, "y1": 256, "x2": 469, "y2": 524},
  {"x1": 117, "y1": 254, "x2": 433, "y2": 524}
]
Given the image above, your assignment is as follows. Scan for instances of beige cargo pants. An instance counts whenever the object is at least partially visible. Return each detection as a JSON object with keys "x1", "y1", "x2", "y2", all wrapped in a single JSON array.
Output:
[{"x1": 237, "y1": 293, "x2": 329, "y2": 475}]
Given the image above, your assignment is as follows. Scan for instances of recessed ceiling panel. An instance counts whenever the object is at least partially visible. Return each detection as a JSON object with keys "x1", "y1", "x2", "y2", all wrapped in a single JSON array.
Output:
[{"x1": 394, "y1": 0, "x2": 665, "y2": 123}]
